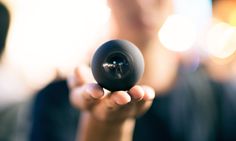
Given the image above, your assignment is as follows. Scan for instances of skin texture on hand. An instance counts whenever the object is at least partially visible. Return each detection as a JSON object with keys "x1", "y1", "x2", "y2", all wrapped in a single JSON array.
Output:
[{"x1": 68, "y1": 65, "x2": 155, "y2": 141}]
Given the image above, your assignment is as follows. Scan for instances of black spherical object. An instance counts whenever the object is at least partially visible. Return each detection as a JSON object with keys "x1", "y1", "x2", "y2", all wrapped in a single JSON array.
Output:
[{"x1": 91, "y1": 39, "x2": 144, "y2": 91}]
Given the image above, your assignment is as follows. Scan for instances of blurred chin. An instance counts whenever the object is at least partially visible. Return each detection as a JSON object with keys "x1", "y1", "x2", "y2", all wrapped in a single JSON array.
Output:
[{"x1": 133, "y1": 24, "x2": 159, "y2": 39}]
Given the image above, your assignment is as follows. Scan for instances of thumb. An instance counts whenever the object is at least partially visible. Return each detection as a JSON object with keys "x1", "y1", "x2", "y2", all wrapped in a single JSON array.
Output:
[{"x1": 67, "y1": 64, "x2": 95, "y2": 88}]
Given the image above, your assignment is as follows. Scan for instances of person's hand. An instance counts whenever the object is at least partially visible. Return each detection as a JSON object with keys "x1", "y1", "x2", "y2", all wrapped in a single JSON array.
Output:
[{"x1": 68, "y1": 65, "x2": 155, "y2": 123}]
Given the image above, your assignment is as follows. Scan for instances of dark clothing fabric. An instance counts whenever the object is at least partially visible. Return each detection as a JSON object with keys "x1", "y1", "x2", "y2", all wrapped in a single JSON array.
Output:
[
  {"x1": 0, "y1": 3, "x2": 10, "y2": 56},
  {"x1": 29, "y1": 81, "x2": 79, "y2": 141},
  {"x1": 29, "y1": 68, "x2": 236, "y2": 141},
  {"x1": 0, "y1": 104, "x2": 18, "y2": 141},
  {"x1": 0, "y1": 101, "x2": 32, "y2": 141}
]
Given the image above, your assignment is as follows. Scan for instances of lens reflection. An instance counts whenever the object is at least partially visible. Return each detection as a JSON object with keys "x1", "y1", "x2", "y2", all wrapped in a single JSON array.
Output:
[{"x1": 102, "y1": 53, "x2": 130, "y2": 79}]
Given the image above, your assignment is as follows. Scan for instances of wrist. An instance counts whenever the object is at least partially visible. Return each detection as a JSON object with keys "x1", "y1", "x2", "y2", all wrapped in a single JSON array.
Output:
[{"x1": 77, "y1": 112, "x2": 136, "y2": 141}]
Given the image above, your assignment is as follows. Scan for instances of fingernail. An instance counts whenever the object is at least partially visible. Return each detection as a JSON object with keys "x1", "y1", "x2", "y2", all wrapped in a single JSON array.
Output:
[
  {"x1": 115, "y1": 92, "x2": 131, "y2": 105},
  {"x1": 130, "y1": 86, "x2": 145, "y2": 99},
  {"x1": 67, "y1": 76, "x2": 75, "y2": 88},
  {"x1": 144, "y1": 87, "x2": 155, "y2": 100}
]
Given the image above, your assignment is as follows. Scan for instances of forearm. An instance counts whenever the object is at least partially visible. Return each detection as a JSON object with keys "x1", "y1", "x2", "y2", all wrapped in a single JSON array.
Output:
[{"x1": 76, "y1": 112, "x2": 135, "y2": 141}]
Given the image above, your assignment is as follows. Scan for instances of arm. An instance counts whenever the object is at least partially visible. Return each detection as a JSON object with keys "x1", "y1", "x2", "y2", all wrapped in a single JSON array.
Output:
[{"x1": 77, "y1": 112, "x2": 135, "y2": 141}]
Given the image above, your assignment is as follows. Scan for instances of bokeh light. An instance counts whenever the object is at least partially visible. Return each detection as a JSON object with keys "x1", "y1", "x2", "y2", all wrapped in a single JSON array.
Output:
[
  {"x1": 205, "y1": 22, "x2": 236, "y2": 59},
  {"x1": 158, "y1": 14, "x2": 197, "y2": 52},
  {"x1": 229, "y1": 9, "x2": 236, "y2": 26},
  {"x1": 4, "y1": 0, "x2": 110, "y2": 89}
]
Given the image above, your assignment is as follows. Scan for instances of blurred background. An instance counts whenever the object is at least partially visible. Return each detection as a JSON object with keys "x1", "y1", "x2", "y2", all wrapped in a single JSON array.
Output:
[{"x1": 0, "y1": 0, "x2": 235, "y2": 104}]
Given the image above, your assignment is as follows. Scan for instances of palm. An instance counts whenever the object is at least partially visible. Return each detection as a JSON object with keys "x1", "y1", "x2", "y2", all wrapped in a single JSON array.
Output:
[{"x1": 69, "y1": 65, "x2": 155, "y2": 123}]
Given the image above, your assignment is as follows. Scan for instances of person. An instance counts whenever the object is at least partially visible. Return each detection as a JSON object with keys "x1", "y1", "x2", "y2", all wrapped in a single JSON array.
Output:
[
  {"x1": 0, "y1": 3, "x2": 32, "y2": 141},
  {"x1": 0, "y1": 2, "x2": 15, "y2": 141},
  {"x1": 0, "y1": 2, "x2": 9, "y2": 58},
  {"x1": 30, "y1": 0, "x2": 236, "y2": 141}
]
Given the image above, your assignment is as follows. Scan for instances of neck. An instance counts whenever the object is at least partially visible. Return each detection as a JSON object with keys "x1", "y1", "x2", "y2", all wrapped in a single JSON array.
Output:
[{"x1": 108, "y1": 18, "x2": 157, "y2": 51}]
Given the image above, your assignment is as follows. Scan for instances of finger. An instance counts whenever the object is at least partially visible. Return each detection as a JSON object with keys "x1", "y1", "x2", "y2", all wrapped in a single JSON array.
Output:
[
  {"x1": 141, "y1": 85, "x2": 155, "y2": 101},
  {"x1": 74, "y1": 65, "x2": 94, "y2": 85},
  {"x1": 128, "y1": 85, "x2": 145, "y2": 101},
  {"x1": 67, "y1": 65, "x2": 94, "y2": 89},
  {"x1": 70, "y1": 83, "x2": 104, "y2": 110},
  {"x1": 131, "y1": 86, "x2": 155, "y2": 117},
  {"x1": 105, "y1": 91, "x2": 131, "y2": 110},
  {"x1": 67, "y1": 75, "x2": 78, "y2": 89}
]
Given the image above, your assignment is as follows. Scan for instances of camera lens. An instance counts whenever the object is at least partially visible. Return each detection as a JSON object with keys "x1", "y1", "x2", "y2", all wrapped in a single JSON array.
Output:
[{"x1": 102, "y1": 52, "x2": 130, "y2": 79}]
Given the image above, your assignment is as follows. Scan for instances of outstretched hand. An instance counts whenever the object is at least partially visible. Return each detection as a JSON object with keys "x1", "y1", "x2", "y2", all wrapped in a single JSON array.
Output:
[{"x1": 68, "y1": 65, "x2": 155, "y2": 123}]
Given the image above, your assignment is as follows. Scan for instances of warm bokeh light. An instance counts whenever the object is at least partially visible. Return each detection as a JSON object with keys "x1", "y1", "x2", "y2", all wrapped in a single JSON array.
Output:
[
  {"x1": 205, "y1": 22, "x2": 236, "y2": 59},
  {"x1": 173, "y1": 0, "x2": 212, "y2": 30},
  {"x1": 4, "y1": 0, "x2": 110, "y2": 89},
  {"x1": 158, "y1": 14, "x2": 197, "y2": 52},
  {"x1": 229, "y1": 9, "x2": 236, "y2": 26}
]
